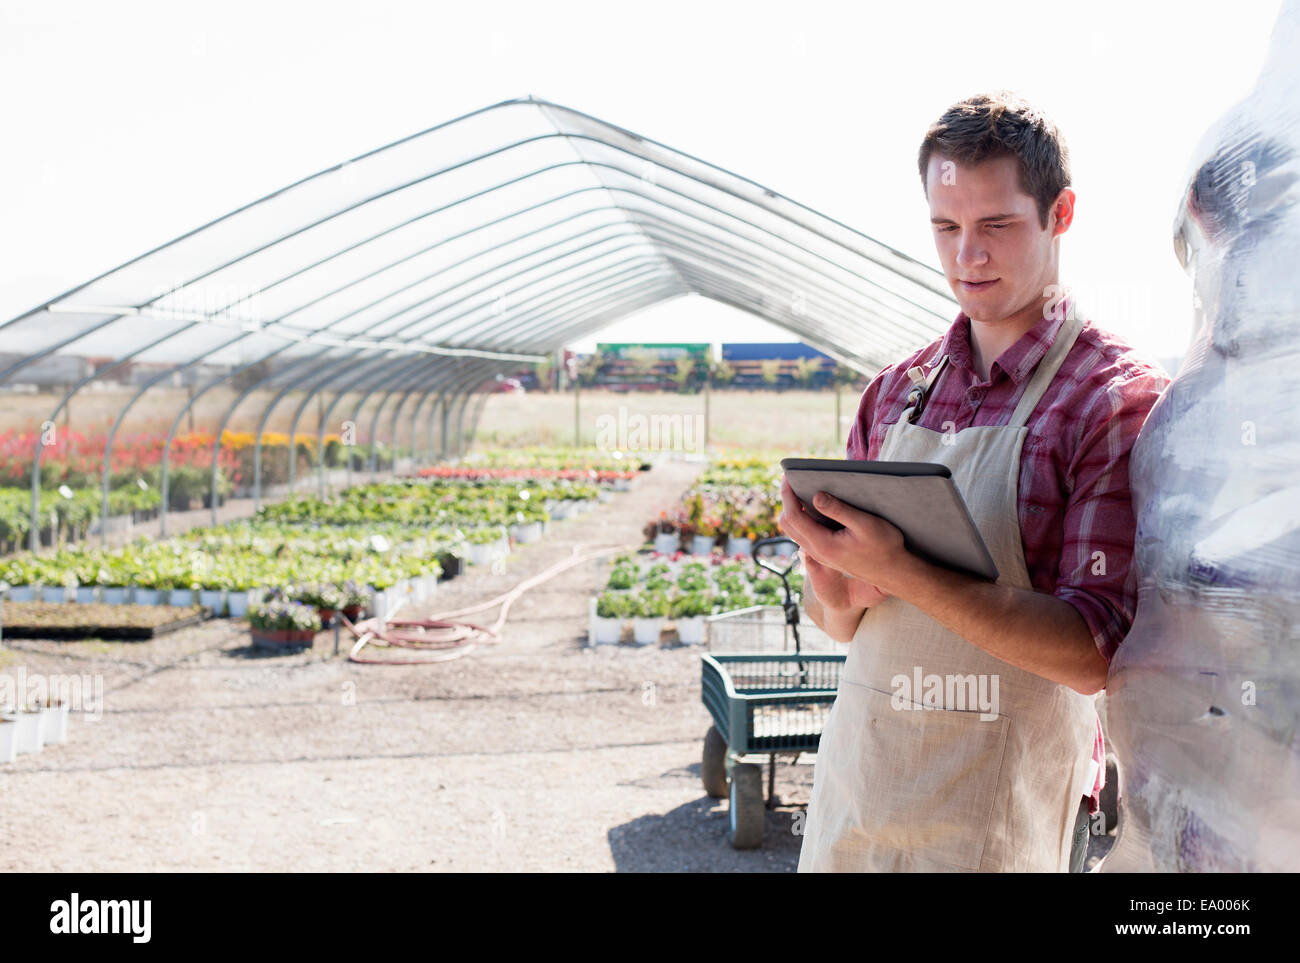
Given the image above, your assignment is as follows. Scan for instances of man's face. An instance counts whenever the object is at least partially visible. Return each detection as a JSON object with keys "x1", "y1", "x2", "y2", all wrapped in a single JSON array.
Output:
[{"x1": 925, "y1": 152, "x2": 1069, "y2": 327}]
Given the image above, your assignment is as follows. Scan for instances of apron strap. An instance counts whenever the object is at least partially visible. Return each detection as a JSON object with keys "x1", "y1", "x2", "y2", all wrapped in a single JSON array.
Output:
[
  {"x1": 1008, "y1": 311, "x2": 1085, "y2": 428},
  {"x1": 900, "y1": 355, "x2": 950, "y2": 424}
]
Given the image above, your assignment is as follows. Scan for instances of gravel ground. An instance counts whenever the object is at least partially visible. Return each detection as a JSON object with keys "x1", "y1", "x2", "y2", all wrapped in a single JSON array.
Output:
[
  {"x1": 0, "y1": 457, "x2": 813, "y2": 872},
  {"x1": 0, "y1": 454, "x2": 1114, "y2": 872}
]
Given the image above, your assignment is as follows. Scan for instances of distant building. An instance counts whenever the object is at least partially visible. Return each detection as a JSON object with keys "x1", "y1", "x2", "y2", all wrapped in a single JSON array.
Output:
[{"x1": 721, "y1": 342, "x2": 835, "y2": 388}]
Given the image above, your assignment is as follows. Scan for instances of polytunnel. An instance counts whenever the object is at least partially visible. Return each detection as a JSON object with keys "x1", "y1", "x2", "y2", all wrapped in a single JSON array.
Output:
[{"x1": 0, "y1": 96, "x2": 957, "y2": 549}]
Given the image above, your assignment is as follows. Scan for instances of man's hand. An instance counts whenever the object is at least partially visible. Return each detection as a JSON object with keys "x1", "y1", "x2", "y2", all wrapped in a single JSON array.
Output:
[
  {"x1": 800, "y1": 550, "x2": 890, "y2": 609},
  {"x1": 778, "y1": 477, "x2": 910, "y2": 596},
  {"x1": 779, "y1": 477, "x2": 900, "y2": 642},
  {"x1": 778, "y1": 477, "x2": 1108, "y2": 694}
]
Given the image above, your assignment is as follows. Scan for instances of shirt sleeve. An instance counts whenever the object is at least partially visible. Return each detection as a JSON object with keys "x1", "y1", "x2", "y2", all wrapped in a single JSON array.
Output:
[
  {"x1": 845, "y1": 365, "x2": 891, "y2": 459},
  {"x1": 1053, "y1": 368, "x2": 1170, "y2": 667}
]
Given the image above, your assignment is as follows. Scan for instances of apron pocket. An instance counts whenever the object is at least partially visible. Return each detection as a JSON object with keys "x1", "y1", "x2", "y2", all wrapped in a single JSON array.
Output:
[{"x1": 828, "y1": 680, "x2": 1010, "y2": 871}]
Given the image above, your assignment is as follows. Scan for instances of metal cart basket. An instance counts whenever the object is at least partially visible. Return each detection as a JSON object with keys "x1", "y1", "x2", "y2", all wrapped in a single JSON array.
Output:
[{"x1": 699, "y1": 536, "x2": 846, "y2": 849}]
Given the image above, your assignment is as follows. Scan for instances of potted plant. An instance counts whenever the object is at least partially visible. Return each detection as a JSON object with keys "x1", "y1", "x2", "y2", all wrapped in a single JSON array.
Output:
[
  {"x1": 198, "y1": 573, "x2": 228, "y2": 616},
  {"x1": 592, "y1": 590, "x2": 632, "y2": 644},
  {"x1": 650, "y1": 512, "x2": 680, "y2": 554},
  {"x1": 605, "y1": 565, "x2": 637, "y2": 591},
  {"x1": 292, "y1": 582, "x2": 345, "y2": 627},
  {"x1": 726, "y1": 527, "x2": 756, "y2": 559},
  {"x1": 340, "y1": 580, "x2": 368, "y2": 622},
  {"x1": 631, "y1": 590, "x2": 670, "y2": 645},
  {"x1": 247, "y1": 598, "x2": 318, "y2": 650},
  {"x1": 671, "y1": 590, "x2": 713, "y2": 645},
  {"x1": 690, "y1": 514, "x2": 719, "y2": 556},
  {"x1": 3, "y1": 700, "x2": 46, "y2": 755},
  {"x1": 643, "y1": 564, "x2": 673, "y2": 594},
  {"x1": 465, "y1": 525, "x2": 507, "y2": 566}
]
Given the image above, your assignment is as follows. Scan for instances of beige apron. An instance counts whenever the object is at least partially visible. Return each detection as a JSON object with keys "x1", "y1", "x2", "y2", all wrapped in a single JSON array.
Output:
[{"x1": 798, "y1": 312, "x2": 1098, "y2": 872}]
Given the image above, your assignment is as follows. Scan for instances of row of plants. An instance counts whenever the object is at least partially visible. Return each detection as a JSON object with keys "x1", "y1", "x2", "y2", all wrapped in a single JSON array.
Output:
[
  {"x1": 0, "y1": 532, "x2": 449, "y2": 594},
  {"x1": 0, "y1": 427, "x2": 405, "y2": 492},
  {"x1": 643, "y1": 451, "x2": 785, "y2": 553},
  {"x1": 590, "y1": 554, "x2": 804, "y2": 645},
  {"x1": 1, "y1": 455, "x2": 632, "y2": 626},
  {"x1": 256, "y1": 477, "x2": 597, "y2": 529}
]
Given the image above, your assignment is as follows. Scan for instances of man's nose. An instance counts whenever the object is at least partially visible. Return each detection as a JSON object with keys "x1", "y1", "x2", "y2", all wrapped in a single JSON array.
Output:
[{"x1": 955, "y1": 232, "x2": 988, "y2": 268}]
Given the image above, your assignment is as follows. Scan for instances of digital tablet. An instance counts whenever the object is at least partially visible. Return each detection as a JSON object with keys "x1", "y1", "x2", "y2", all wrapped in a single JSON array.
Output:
[{"x1": 780, "y1": 457, "x2": 999, "y2": 581}]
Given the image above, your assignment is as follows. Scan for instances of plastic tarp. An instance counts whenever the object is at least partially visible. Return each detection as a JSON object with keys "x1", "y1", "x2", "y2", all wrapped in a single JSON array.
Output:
[{"x1": 1102, "y1": 0, "x2": 1300, "y2": 872}]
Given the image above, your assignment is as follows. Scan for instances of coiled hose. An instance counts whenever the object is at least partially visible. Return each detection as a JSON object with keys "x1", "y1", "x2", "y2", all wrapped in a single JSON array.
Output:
[{"x1": 340, "y1": 541, "x2": 640, "y2": 664}]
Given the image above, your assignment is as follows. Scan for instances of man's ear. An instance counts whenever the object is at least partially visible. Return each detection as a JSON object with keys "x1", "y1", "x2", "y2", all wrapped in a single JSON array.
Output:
[{"x1": 1051, "y1": 187, "x2": 1076, "y2": 236}]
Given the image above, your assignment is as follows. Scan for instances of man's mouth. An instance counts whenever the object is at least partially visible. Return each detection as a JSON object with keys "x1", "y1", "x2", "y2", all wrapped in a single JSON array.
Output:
[{"x1": 959, "y1": 278, "x2": 999, "y2": 292}]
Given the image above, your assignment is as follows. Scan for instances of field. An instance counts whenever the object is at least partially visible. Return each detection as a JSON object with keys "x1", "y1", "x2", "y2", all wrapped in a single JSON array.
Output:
[{"x1": 474, "y1": 387, "x2": 856, "y2": 453}]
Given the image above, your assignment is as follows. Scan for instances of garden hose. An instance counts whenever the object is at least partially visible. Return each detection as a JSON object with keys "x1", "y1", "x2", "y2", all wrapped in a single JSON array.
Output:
[{"x1": 342, "y1": 541, "x2": 641, "y2": 664}]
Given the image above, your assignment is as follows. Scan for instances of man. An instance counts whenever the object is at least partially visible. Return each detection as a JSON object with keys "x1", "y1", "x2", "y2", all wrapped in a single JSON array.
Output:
[{"x1": 779, "y1": 91, "x2": 1170, "y2": 872}]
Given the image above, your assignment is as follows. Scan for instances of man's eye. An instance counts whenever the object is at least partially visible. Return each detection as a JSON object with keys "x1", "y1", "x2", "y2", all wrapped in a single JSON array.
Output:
[
  {"x1": 937, "y1": 226, "x2": 957, "y2": 233},
  {"x1": 988, "y1": 223, "x2": 1009, "y2": 230}
]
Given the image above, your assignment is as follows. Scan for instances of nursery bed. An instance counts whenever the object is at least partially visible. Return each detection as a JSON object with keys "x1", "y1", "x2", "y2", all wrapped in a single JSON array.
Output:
[{"x1": 0, "y1": 601, "x2": 209, "y2": 639}]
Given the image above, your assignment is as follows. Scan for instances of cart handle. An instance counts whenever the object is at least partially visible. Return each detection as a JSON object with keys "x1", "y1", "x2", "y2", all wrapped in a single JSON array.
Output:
[{"x1": 751, "y1": 536, "x2": 799, "y2": 578}]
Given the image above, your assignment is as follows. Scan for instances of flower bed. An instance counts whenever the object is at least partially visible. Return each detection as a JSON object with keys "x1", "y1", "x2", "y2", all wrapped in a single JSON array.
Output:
[
  {"x1": 0, "y1": 451, "x2": 632, "y2": 623},
  {"x1": 0, "y1": 601, "x2": 208, "y2": 640}
]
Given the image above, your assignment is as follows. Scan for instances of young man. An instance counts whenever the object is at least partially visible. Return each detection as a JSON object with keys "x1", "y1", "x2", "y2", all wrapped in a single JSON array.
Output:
[{"x1": 779, "y1": 91, "x2": 1170, "y2": 872}]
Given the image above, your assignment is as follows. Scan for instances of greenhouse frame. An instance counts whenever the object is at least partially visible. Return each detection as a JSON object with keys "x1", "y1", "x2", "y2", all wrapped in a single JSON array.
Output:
[{"x1": 0, "y1": 96, "x2": 957, "y2": 549}]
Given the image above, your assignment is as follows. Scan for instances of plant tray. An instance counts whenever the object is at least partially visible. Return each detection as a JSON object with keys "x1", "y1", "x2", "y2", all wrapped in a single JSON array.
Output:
[{"x1": 0, "y1": 601, "x2": 210, "y2": 640}]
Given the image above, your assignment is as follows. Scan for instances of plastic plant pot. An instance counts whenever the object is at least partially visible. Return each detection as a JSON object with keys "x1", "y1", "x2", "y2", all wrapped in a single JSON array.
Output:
[
  {"x1": 40, "y1": 702, "x2": 71, "y2": 745},
  {"x1": 632, "y1": 617, "x2": 663, "y2": 646},
  {"x1": 676, "y1": 616, "x2": 706, "y2": 645},
  {"x1": 653, "y1": 532, "x2": 679, "y2": 555}
]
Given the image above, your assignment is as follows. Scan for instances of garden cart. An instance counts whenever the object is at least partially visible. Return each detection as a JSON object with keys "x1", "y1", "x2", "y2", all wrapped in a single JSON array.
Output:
[{"x1": 700, "y1": 536, "x2": 846, "y2": 849}]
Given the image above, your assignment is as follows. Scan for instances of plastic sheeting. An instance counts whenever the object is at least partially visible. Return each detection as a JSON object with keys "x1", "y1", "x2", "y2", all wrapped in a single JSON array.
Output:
[{"x1": 1102, "y1": 0, "x2": 1300, "y2": 872}]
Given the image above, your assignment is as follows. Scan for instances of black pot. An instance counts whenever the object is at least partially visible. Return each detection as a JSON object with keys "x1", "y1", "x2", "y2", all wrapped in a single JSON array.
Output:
[{"x1": 438, "y1": 553, "x2": 465, "y2": 581}]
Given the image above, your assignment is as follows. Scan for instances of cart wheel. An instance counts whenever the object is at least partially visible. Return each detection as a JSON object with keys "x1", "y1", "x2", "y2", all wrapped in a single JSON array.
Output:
[
  {"x1": 728, "y1": 763, "x2": 765, "y2": 849},
  {"x1": 702, "y1": 725, "x2": 728, "y2": 799}
]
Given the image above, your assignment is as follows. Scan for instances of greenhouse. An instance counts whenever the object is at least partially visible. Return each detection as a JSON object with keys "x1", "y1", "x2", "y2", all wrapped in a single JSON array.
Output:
[
  {"x1": 2, "y1": 0, "x2": 1297, "y2": 886},
  {"x1": 0, "y1": 96, "x2": 954, "y2": 546}
]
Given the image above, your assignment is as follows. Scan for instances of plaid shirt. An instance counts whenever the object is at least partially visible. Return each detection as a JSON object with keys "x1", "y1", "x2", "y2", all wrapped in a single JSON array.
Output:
[{"x1": 845, "y1": 294, "x2": 1171, "y2": 813}]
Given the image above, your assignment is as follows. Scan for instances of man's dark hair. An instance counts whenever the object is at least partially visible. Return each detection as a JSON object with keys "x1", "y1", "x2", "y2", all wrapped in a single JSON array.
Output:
[{"x1": 918, "y1": 90, "x2": 1071, "y2": 230}]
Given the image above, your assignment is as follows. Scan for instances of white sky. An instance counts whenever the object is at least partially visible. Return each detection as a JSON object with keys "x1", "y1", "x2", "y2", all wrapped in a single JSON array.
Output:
[{"x1": 0, "y1": 0, "x2": 1284, "y2": 369}]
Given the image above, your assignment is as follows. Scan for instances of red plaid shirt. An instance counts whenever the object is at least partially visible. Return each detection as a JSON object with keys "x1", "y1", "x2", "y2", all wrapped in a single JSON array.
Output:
[{"x1": 845, "y1": 294, "x2": 1171, "y2": 813}]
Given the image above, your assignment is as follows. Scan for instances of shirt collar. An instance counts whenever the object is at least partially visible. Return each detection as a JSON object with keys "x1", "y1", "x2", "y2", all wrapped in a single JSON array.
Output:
[{"x1": 939, "y1": 292, "x2": 1074, "y2": 385}]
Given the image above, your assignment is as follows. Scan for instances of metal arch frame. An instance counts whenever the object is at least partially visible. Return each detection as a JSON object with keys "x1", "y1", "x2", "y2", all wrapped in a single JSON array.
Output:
[
  {"x1": 247, "y1": 261, "x2": 674, "y2": 507},
  {"x1": 5, "y1": 105, "x2": 952, "y2": 391},
  {"x1": 275, "y1": 263, "x2": 678, "y2": 488},
  {"x1": 0, "y1": 94, "x2": 950, "y2": 351},
  {"x1": 10, "y1": 136, "x2": 950, "y2": 386},
  {"x1": 8, "y1": 96, "x2": 962, "y2": 546},
  {"x1": 36, "y1": 157, "x2": 936, "y2": 510},
  {"x1": 190, "y1": 240, "x2": 675, "y2": 516},
  {"x1": 314, "y1": 349, "x2": 449, "y2": 495},
  {"x1": 379, "y1": 272, "x2": 681, "y2": 462}
]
